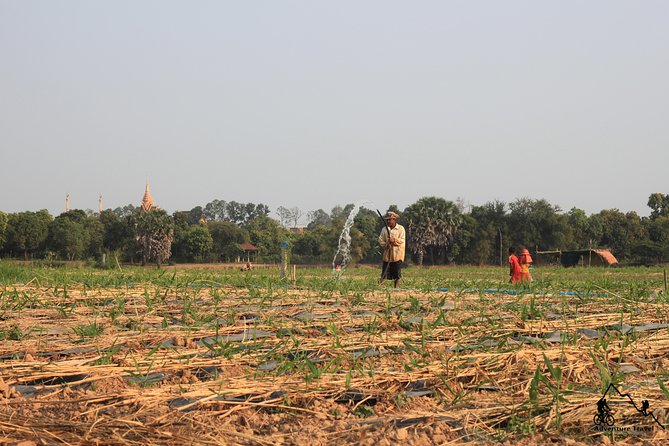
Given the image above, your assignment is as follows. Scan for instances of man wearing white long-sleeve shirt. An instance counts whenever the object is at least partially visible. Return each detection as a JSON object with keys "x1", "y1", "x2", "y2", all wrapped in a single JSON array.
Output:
[{"x1": 378, "y1": 211, "x2": 405, "y2": 288}]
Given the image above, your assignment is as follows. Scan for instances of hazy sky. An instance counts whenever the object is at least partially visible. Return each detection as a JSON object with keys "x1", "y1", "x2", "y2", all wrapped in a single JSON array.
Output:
[{"x1": 1, "y1": 1, "x2": 667, "y2": 222}]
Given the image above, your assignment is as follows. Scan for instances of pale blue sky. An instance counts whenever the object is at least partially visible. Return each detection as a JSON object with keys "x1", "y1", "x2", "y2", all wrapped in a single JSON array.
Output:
[{"x1": 1, "y1": 1, "x2": 667, "y2": 220}]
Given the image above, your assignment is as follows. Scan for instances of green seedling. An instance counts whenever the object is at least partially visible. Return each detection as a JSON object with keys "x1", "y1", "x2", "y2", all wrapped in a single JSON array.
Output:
[
  {"x1": 126, "y1": 355, "x2": 158, "y2": 388},
  {"x1": 529, "y1": 354, "x2": 568, "y2": 431},
  {"x1": 95, "y1": 337, "x2": 123, "y2": 365},
  {"x1": 73, "y1": 321, "x2": 105, "y2": 338},
  {"x1": 0, "y1": 324, "x2": 26, "y2": 341}
]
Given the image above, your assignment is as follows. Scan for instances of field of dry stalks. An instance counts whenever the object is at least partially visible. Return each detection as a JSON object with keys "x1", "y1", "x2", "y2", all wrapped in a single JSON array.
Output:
[{"x1": 1, "y1": 264, "x2": 669, "y2": 445}]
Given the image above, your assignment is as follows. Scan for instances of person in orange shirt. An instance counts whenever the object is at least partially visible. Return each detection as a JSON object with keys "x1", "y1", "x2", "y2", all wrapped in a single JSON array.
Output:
[
  {"x1": 509, "y1": 247, "x2": 522, "y2": 284},
  {"x1": 518, "y1": 248, "x2": 533, "y2": 282}
]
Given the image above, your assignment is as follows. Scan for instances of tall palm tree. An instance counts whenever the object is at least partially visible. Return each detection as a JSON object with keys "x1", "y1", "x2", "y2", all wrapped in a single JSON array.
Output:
[
  {"x1": 134, "y1": 209, "x2": 174, "y2": 267},
  {"x1": 404, "y1": 197, "x2": 461, "y2": 265}
]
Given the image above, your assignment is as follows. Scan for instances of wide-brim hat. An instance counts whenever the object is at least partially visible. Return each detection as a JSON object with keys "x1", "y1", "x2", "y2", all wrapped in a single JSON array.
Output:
[{"x1": 385, "y1": 211, "x2": 400, "y2": 220}]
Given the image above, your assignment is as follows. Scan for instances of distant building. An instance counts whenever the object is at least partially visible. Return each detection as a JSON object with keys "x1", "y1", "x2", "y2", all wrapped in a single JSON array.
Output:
[
  {"x1": 560, "y1": 249, "x2": 618, "y2": 267},
  {"x1": 537, "y1": 249, "x2": 618, "y2": 267},
  {"x1": 239, "y1": 242, "x2": 259, "y2": 262},
  {"x1": 140, "y1": 182, "x2": 155, "y2": 212},
  {"x1": 289, "y1": 227, "x2": 306, "y2": 234}
]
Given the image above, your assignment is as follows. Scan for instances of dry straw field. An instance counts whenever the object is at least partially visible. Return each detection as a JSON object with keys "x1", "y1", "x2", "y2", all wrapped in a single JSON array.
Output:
[{"x1": 1, "y1": 263, "x2": 669, "y2": 445}]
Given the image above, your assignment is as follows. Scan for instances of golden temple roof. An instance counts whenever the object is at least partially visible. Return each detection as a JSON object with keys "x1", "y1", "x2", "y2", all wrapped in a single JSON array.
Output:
[{"x1": 141, "y1": 182, "x2": 154, "y2": 212}]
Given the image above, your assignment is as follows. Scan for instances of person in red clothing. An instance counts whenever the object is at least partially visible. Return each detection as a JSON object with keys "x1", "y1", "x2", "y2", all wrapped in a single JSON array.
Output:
[
  {"x1": 518, "y1": 248, "x2": 533, "y2": 282},
  {"x1": 509, "y1": 247, "x2": 522, "y2": 284}
]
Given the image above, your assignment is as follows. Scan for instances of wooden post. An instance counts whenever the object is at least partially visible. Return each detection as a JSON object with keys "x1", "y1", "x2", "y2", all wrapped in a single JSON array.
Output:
[
  {"x1": 588, "y1": 240, "x2": 592, "y2": 267},
  {"x1": 664, "y1": 268, "x2": 667, "y2": 293},
  {"x1": 292, "y1": 264, "x2": 297, "y2": 285},
  {"x1": 499, "y1": 228, "x2": 503, "y2": 274},
  {"x1": 280, "y1": 241, "x2": 289, "y2": 279}
]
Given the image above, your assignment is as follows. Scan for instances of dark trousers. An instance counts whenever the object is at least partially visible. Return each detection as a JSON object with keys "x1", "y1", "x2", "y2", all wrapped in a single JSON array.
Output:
[{"x1": 381, "y1": 261, "x2": 402, "y2": 280}]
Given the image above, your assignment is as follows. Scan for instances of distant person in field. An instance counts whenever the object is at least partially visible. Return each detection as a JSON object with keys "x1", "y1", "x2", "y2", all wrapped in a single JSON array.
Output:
[
  {"x1": 518, "y1": 248, "x2": 533, "y2": 282},
  {"x1": 509, "y1": 247, "x2": 522, "y2": 284},
  {"x1": 378, "y1": 211, "x2": 405, "y2": 288}
]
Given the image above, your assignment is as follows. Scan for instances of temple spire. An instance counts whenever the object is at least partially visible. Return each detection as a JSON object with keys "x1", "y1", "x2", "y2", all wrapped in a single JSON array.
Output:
[
  {"x1": 65, "y1": 193, "x2": 70, "y2": 212},
  {"x1": 99, "y1": 193, "x2": 103, "y2": 212},
  {"x1": 141, "y1": 181, "x2": 154, "y2": 212}
]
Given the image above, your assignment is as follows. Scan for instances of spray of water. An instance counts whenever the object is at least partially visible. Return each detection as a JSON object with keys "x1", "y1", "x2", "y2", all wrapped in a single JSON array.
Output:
[{"x1": 332, "y1": 202, "x2": 368, "y2": 272}]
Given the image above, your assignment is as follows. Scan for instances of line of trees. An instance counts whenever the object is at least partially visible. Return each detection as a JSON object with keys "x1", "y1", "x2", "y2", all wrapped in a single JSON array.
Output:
[{"x1": 1, "y1": 194, "x2": 668, "y2": 266}]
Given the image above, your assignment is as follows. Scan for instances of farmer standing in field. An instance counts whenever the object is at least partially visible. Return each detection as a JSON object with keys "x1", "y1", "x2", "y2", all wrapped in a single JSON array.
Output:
[
  {"x1": 518, "y1": 248, "x2": 533, "y2": 282},
  {"x1": 509, "y1": 247, "x2": 522, "y2": 284},
  {"x1": 378, "y1": 211, "x2": 406, "y2": 288}
]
